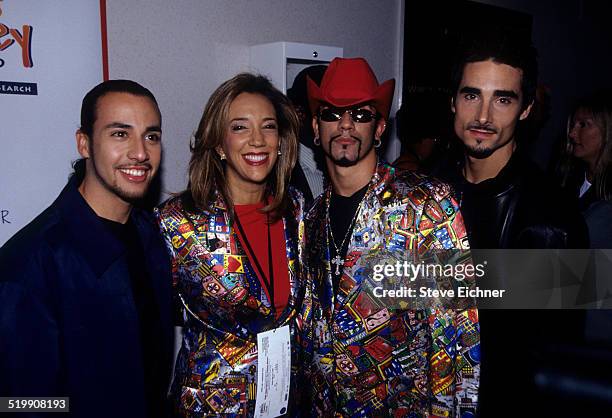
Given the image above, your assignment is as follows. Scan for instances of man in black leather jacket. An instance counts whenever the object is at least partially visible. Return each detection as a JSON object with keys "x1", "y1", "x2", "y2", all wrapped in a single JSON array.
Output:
[
  {"x1": 436, "y1": 36, "x2": 587, "y2": 249},
  {"x1": 438, "y1": 147, "x2": 587, "y2": 249},
  {"x1": 435, "y1": 36, "x2": 588, "y2": 417}
]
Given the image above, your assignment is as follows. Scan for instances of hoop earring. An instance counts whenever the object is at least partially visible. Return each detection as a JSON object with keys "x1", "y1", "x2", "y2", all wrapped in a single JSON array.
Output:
[
  {"x1": 314, "y1": 136, "x2": 320, "y2": 146},
  {"x1": 374, "y1": 138, "x2": 382, "y2": 148}
]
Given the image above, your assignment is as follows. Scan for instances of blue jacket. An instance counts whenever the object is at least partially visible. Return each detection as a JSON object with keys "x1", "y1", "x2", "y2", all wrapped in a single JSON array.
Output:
[{"x1": 0, "y1": 176, "x2": 174, "y2": 417}]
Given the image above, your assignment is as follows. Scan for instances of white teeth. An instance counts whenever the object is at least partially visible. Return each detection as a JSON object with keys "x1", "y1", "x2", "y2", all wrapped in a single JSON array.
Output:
[
  {"x1": 120, "y1": 169, "x2": 146, "y2": 176},
  {"x1": 244, "y1": 154, "x2": 267, "y2": 162}
]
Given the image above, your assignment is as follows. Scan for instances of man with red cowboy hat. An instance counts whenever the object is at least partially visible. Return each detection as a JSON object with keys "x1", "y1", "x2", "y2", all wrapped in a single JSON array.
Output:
[{"x1": 303, "y1": 57, "x2": 480, "y2": 416}]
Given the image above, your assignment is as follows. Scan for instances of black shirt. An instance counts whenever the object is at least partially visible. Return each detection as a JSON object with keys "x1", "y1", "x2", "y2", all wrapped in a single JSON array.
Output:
[
  {"x1": 329, "y1": 183, "x2": 369, "y2": 293},
  {"x1": 100, "y1": 217, "x2": 165, "y2": 418}
]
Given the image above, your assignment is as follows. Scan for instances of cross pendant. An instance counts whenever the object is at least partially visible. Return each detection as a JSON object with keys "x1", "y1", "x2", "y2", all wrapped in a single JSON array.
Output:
[{"x1": 331, "y1": 255, "x2": 344, "y2": 275}]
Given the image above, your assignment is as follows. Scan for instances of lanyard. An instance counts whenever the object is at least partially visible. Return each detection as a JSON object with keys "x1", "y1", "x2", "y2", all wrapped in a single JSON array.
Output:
[{"x1": 233, "y1": 212, "x2": 275, "y2": 313}]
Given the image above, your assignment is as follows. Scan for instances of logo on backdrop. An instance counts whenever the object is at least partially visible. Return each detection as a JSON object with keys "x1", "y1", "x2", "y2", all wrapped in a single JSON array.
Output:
[{"x1": 0, "y1": 1, "x2": 37, "y2": 95}]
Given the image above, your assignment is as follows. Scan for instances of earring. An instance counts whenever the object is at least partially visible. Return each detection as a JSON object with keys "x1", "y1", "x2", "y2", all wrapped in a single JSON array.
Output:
[
  {"x1": 374, "y1": 138, "x2": 382, "y2": 148},
  {"x1": 314, "y1": 136, "x2": 321, "y2": 146},
  {"x1": 216, "y1": 147, "x2": 226, "y2": 160},
  {"x1": 277, "y1": 148, "x2": 282, "y2": 156}
]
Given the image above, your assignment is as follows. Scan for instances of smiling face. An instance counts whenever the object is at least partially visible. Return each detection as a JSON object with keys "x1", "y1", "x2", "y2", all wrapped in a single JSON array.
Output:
[
  {"x1": 570, "y1": 107, "x2": 604, "y2": 169},
  {"x1": 313, "y1": 104, "x2": 386, "y2": 168},
  {"x1": 452, "y1": 60, "x2": 532, "y2": 159},
  {"x1": 219, "y1": 92, "x2": 279, "y2": 201},
  {"x1": 77, "y1": 92, "x2": 161, "y2": 214}
]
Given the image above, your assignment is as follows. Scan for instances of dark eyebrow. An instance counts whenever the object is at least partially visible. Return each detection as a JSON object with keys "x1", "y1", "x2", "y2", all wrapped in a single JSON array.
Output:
[
  {"x1": 146, "y1": 125, "x2": 162, "y2": 133},
  {"x1": 103, "y1": 122, "x2": 161, "y2": 132},
  {"x1": 459, "y1": 87, "x2": 481, "y2": 95},
  {"x1": 104, "y1": 122, "x2": 132, "y2": 130},
  {"x1": 493, "y1": 90, "x2": 519, "y2": 99},
  {"x1": 230, "y1": 117, "x2": 276, "y2": 123}
]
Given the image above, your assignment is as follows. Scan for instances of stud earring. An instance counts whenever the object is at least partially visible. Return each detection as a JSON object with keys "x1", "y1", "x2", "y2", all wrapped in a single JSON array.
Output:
[{"x1": 277, "y1": 148, "x2": 282, "y2": 156}]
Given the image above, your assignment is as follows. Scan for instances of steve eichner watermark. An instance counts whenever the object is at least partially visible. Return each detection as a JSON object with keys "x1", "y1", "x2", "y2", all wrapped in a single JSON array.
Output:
[
  {"x1": 370, "y1": 260, "x2": 505, "y2": 300},
  {"x1": 359, "y1": 249, "x2": 612, "y2": 309},
  {"x1": 353, "y1": 248, "x2": 509, "y2": 310}
]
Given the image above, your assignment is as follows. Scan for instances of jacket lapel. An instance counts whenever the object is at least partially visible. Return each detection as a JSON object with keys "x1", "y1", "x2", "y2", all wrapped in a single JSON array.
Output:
[
  {"x1": 58, "y1": 176, "x2": 125, "y2": 279},
  {"x1": 132, "y1": 209, "x2": 174, "y2": 340},
  {"x1": 274, "y1": 196, "x2": 303, "y2": 327},
  {"x1": 330, "y1": 162, "x2": 394, "y2": 313},
  {"x1": 308, "y1": 188, "x2": 336, "y2": 319},
  {"x1": 171, "y1": 193, "x2": 303, "y2": 332}
]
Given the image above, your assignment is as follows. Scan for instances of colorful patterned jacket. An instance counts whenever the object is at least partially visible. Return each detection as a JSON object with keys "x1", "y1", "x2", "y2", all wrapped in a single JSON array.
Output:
[
  {"x1": 303, "y1": 161, "x2": 480, "y2": 417},
  {"x1": 155, "y1": 189, "x2": 308, "y2": 417}
]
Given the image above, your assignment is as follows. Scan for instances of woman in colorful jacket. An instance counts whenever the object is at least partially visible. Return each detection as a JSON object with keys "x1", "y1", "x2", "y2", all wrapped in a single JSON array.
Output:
[{"x1": 155, "y1": 73, "x2": 307, "y2": 417}]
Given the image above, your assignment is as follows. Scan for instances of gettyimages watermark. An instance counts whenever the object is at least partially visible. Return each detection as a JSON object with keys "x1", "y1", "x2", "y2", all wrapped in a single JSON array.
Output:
[
  {"x1": 370, "y1": 257, "x2": 504, "y2": 299},
  {"x1": 349, "y1": 249, "x2": 612, "y2": 309},
  {"x1": 357, "y1": 248, "x2": 481, "y2": 310}
]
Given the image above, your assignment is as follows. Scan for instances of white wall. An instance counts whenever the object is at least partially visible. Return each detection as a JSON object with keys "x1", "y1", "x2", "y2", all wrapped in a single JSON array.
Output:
[
  {"x1": 0, "y1": 1, "x2": 104, "y2": 246},
  {"x1": 106, "y1": 0, "x2": 404, "y2": 198}
]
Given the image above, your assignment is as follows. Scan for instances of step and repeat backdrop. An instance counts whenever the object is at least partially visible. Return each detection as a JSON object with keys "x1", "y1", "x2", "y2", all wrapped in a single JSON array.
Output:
[{"x1": 0, "y1": 0, "x2": 106, "y2": 245}]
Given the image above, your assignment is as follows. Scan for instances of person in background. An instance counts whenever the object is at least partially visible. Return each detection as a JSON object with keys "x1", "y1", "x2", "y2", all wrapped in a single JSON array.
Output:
[
  {"x1": 155, "y1": 73, "x2": 307, "y2": 417},
  {"x1": 559, "y1": 90, "x2": 612, "y2": 248},
  {"x1": 0, "y1": 80, "x2": 174, "y2": 418},
  {"x1": 288, "y1": 64, "x2": 328, "y2": 206},
  {"x1": 393, "y1": 91, "x2": 450, "y2": 173},
  {"x1": 557, "y1": 90, "x2": 612, "y2": 416}
]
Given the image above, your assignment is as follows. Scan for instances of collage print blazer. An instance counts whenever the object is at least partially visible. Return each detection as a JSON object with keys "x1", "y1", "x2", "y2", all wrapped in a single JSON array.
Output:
[
  {"x1": 303, "y1": 161, "x2": 480, "y2": 417},
  {"x1": 155, "y1": 189, "x2": 308, "y2": 417}
]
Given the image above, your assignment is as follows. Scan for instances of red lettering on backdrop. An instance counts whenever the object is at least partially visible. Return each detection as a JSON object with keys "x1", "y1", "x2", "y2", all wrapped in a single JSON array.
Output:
[
  {"x1": 9, "y1": 25, "x2": 33, "y2": 67},
  {"x1": 0, "y1": 0, "x2": 34, "y2": 68},
  {"x1": 0, "y1": 23, "x2": 14, "y2": 50}
]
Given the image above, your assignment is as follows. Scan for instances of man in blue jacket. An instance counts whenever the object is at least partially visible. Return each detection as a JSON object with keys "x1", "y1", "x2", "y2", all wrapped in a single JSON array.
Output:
[{"x1": 0, "y1": 80, "x2": 174, "y2": 418}]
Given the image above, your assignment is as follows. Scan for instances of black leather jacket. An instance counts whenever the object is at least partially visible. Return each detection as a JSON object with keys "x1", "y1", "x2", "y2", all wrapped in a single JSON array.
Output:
[
  {"x1": 435, "y1": 150, "x2": 588, "y2": 249},
  {"x1": 435, "y1": 150, "x2": 590, "y2": 417}
]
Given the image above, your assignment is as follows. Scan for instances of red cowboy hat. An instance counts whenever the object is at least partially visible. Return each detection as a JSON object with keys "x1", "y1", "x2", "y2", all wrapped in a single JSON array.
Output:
[{"x1": 307, "y1": 57, "x2": 395, "y2": 120}]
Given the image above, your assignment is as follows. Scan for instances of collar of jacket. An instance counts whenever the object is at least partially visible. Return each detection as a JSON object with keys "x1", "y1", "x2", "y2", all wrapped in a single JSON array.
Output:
[
  {"x1": 183, "y1": 187, "x2": 228, "y2": 214},
  {"x1": 55, "y1": 175, "x2": 155, "y2": 278},
  {"x1": 174, "y1": 186, "x2": 304, "y2": 329},
  {"x1": 186, "y1": 185, "x2": 302, "y2": 222},
  {"x1": 456, "y1": 148, "x2": 537, "y2": 198},
  {"x1": 371, "y1": 159, "x2": 396, "y2": 197},
  {"x1": 322, "y1": 158, "x2": 396, "y2": 203}
]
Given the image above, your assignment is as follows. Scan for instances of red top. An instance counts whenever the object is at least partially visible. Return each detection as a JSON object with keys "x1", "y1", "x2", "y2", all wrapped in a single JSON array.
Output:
[{"x1": 234, "y1": 203, "x2": 290, "y2": 318}]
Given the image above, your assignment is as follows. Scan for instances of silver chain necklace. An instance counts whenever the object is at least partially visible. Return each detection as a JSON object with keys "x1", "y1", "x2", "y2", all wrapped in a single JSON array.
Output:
[{"x1": 326, "y1": 187, "x2": 368, "y2": 275}]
